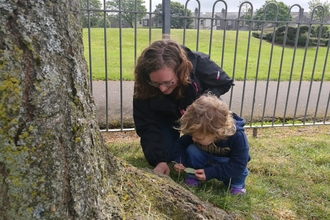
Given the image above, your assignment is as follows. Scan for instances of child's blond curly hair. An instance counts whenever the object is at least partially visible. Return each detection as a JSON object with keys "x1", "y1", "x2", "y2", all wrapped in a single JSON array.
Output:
[{"x1": 177, "y1": 94, "x2": 236, "y2": 140}]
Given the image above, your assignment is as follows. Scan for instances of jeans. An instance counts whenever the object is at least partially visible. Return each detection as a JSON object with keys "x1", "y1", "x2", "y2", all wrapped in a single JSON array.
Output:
[
  {"x1": 186, "y1": 144, "x2": 248, "y2": 188},
  {"x1": 159, "y1": 114, "x2": 180, "y2": 162}
]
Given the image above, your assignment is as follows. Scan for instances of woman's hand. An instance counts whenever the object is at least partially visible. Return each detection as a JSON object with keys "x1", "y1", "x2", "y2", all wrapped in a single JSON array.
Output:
[
  {"x1": 173, "y1": 163, "x2": 185, "y2": 172},
  {"x1": 153, "y1": 162, "x2": 170, "y2": 175},
  {"x1": 195, "y1": 169, "x2": 206, "y2": 181}
]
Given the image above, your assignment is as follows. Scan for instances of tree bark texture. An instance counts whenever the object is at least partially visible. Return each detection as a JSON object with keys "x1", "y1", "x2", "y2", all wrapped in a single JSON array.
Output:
[{"x1": 0, "y1": 1, "x2": 233, "y2": 219}]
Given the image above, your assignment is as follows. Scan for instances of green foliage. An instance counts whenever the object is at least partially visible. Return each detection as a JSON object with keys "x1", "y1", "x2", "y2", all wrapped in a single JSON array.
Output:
[
  {"x1": 97, "y1": 17, "x2": 111, "y2": 28},
  {"x1": 311, "y1": 25, "x2": 330, "y2": 37},
  {"x1": 264, "y1": 32, "x2": 274, "y2": 41},
  {"x1": 253, "y1": 0, "x2": 292, "y2": 28},
  {"x1": 299, "y1": 25, "x2": 310, "y2": 34},
  {"x1": 106, "y1": 0, "x2": 147, "y2": 28},
  {"x1": 275, "y1": 26, "x2": 311, "y2": 46},
  {"x1": 154, "y1": 1, "x2": 194, "y2": 29},
  {"x1": 253, "y1": 25, "x2": 329, "y2": 47},
  {"x1": 80, "y1": 0, "x2": 103, "y2": 28},
  {"x1": 275, "y1": 26, "x2": 308, "y2": 39},
  {"x1": 308, "y1": 0, "x2": 330, "y2": 21},
  {"x1": 252, "y1": 32, "x2": 260, "y2": 38}
]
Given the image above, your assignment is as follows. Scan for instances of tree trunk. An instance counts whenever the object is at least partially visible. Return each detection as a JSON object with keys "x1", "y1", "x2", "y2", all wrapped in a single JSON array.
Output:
[{"x1": 0, "y1": 1, "x2": 233, "y2": 219}]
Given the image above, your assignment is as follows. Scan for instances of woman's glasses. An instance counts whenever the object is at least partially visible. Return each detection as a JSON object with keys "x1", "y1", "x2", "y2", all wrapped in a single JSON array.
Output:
[{"x1": 148, "y1": 75, "x2": 176, "y2": 87}]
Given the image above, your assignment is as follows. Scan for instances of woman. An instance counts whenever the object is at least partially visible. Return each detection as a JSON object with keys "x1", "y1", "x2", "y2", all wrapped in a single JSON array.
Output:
[{"x1": 133, "y1": 39, "x2": 233, "y2": 175}]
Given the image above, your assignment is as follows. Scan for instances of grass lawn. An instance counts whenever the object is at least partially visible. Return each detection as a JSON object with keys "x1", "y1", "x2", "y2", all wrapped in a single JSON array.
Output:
[
  {"x1": 103, "y1": 125, "x2": 330, "y2": 219},
  {"x1": 83, "y1": 28, "x2": 329, "y2": 81}
]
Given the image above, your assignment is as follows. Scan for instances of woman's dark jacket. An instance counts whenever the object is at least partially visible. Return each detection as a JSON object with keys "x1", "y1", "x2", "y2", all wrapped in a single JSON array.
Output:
[{"x1": 133, "y1": 46, "x2": 234, "y2": 167}]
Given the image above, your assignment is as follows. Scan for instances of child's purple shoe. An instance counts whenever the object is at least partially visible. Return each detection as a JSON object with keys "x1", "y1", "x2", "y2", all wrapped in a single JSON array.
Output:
[
  {"x1": 230, "y1": 187, "x2": 246, "y2": 195},
  {"x1": 184, "y1": 176, "x2": 200, "y2": 187}
]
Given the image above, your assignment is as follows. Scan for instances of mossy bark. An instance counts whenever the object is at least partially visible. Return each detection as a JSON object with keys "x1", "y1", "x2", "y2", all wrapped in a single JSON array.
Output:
[{"x1": 0, "y1": 1, "x2": 232, "y2": 219}]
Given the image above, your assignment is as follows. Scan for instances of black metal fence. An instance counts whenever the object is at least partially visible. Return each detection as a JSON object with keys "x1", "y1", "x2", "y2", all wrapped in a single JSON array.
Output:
[{"x1": 83, "y1": 0, "x2": 330, "y2": 131}]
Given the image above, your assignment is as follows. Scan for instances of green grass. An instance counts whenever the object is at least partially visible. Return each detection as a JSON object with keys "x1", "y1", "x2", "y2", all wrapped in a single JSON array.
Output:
[
  {"x1": 83, "y1": 28, "x2": 330, "y2": 81},
  {"x1": 105, "y1": 125, "x2": 330, "y2": 219}
]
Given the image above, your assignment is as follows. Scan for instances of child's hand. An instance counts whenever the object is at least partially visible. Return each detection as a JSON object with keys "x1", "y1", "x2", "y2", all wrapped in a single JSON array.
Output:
[
  {"x1": 195, "y1": 169, "x2": 206, "y2": 181},
  {"x1": 173, "y1": 163, "x2": 185, "y2": 172}
]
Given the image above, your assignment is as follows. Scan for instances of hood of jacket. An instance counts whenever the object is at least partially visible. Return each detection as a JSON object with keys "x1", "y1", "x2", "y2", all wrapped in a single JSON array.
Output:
[{"x1": 232, "y1": 113, "x2": 246, "y2": 132}]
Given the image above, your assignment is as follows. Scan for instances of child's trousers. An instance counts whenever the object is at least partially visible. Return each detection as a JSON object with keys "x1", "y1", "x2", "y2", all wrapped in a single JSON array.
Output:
[{"x1": 186, "y1": 144, "x2": 248, "y2": 189}]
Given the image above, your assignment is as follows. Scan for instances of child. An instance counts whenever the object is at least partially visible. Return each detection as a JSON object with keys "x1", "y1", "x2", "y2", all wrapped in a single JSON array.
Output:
[{"x1": 172, "y1": 94, "x2": 250, "y2": 194}]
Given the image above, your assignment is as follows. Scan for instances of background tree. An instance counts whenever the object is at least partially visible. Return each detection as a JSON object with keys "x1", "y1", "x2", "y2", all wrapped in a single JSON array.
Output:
[
  {"x1": 97, "y1": 17, "x2": 111, "y2": 28},
  {"x1": 238, "y1": 0, "x2": 252, "y2": 15},
  {"x1": 308, "y1": 0, "x2": 330, "y2": 21},
  {"x1": 238, "y1": 1, "x2": 253, "y2": 28},
  {"x1": 106, "y1": 0, "x2": 147, "y2": 28},
  {"x1": 80, "y1": 0, "x2": 104, "y2": 27},
  {"x1": 253, "y1": 0, "x2": 292, "y2": 28},
  {"x1": 154, "y1": 1, "x2": 194, "y2": 29},
  {"x1": 0, "y1": 0, "x2": 232, "y2": 219}
]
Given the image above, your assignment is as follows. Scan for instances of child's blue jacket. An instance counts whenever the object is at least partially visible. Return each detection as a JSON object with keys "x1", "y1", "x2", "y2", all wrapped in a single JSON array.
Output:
[{"x1": 173, "y1": 113, "x2": 250, "y2": 181}]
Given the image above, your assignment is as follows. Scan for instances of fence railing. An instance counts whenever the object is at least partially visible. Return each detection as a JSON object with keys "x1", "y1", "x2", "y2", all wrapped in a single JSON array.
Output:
[{"x1": 82, "y1": 0, "x2": 330, "y2": 132}]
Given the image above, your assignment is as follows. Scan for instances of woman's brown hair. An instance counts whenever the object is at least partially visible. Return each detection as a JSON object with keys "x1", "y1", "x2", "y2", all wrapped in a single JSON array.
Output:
[{"x1": 133, "y1": 39, "x2": 193, "y2": 99}]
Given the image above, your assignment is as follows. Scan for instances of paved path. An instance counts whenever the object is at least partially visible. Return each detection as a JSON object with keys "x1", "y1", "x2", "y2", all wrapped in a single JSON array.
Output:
[{"x1": 92, "y1": 81, "x2": 329, "y2": 129}]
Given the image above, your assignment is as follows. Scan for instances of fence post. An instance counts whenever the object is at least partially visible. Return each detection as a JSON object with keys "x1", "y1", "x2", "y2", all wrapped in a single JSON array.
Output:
[{"x1": 162, "y1": 0, "x2": 171, "y2": 38}]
